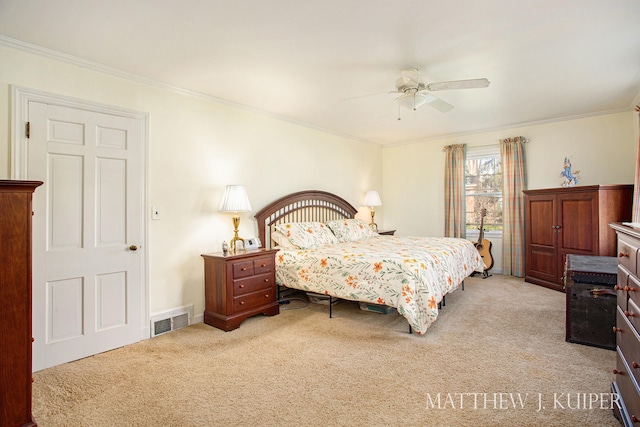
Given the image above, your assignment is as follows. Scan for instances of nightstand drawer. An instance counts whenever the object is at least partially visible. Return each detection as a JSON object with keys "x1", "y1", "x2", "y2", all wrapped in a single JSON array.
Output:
[
  {"x1": 233, "y1": 260, "x2": 255, "y2": 279},
  {"x1": 233, "y1": 289, "x2": 274, "y2": 312},
  {"x1": 253, "y1": 256, "x2": 274, "y2": 275},
  {"x1": 232, "y1": 256, "x2": 274, "y2": 279},
  {"x1": 234, "y1": 273, "x2": 273, "y2": 296}
]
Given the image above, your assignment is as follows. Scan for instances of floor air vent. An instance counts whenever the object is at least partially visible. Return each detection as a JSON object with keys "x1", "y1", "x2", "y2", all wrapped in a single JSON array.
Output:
[
  {"x1": 154, "y1": 318, "x2": 172, "y2": 336},
  {"x1": 150, "y1": 305, "x2": 193, "y2": 337}
]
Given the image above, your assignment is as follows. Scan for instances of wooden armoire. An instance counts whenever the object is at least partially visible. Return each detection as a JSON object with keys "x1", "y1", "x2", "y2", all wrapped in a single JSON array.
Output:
[
  {"x1": 0, "y1": 180, "x2": 42, "y2": 427},
  {"x1": 524, "y1": 185, "x2": 633, "y2": 292}
]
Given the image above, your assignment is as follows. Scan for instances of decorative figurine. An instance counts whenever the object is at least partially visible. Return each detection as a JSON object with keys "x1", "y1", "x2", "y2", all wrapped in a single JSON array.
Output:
[
  {"x1": 560, "y1": 157, "x2": 580, "y2": 187},
  {"x1": 222, "y1": 241, "x2": 229, "y2": 255}
]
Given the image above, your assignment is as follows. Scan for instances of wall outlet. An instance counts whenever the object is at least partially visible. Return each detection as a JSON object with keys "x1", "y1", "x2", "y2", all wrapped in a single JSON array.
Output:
[{"x1": 152, "y1": 206, "x2": 160, "y2": 220}]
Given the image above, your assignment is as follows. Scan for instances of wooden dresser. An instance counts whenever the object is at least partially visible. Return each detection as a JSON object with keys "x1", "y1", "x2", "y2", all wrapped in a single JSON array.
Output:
[
  {"x1": 0, "y1": 180, "x2": 42, "y2": 427},
  {"x1": 202, "y1": 248, "x2": 279, "y2": 331},
  {"x1": 524, "y1": 185, "x2": 633, "y2": 291},
  {"x1": 610, "y1": 223, "x2": 640, "y2": 425}
]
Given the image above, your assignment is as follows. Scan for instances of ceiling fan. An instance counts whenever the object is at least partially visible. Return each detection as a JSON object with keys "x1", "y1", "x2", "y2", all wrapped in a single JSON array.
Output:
[{"x1": 392, "y1": 69, "x2": 490, "y2": 116}]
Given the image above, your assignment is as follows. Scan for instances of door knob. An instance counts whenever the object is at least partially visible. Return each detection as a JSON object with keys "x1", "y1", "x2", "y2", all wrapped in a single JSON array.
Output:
[{"x1": 129, "y1": 245, "x2": 138, "y2": 251}]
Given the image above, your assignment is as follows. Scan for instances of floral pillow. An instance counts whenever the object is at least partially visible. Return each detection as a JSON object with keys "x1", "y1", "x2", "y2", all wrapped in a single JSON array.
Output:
[
  {"x1": 274, "y1": 222, "x2": 338, "y2": 249},
  {"x1": 326, "y1": 218, "x2": 378, "y2": 242}
]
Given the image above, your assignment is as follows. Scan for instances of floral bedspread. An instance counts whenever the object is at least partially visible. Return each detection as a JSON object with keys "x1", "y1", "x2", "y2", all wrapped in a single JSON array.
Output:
[{"x1": 275, "y1": 236, "x2": 483, "y2": 334}]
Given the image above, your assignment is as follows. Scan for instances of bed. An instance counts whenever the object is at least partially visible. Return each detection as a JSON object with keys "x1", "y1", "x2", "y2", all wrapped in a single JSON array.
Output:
[{"x1": 254, "y1": 190, "x2": 483, "y2": 334}]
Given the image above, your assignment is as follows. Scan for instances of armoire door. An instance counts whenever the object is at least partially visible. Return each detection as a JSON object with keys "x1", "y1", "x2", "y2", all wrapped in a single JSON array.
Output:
[
  {"x1": 525, "y1": 193, "x2": 558, "y2": 286},
  {"x1": 556, "y1": 190, "x2": 599, "y2": 273}
]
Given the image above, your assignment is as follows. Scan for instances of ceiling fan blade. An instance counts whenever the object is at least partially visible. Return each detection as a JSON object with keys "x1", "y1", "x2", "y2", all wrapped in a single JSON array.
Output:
[
  {"x1": 426, "y1": 78, "x2": 490, "y2": 91},
  {"x1": 426, "y1": 96, "x2": 454, "y2": 113},
  {"x1": 399, "y1": 69, "x2": 421, "y2": 86}
]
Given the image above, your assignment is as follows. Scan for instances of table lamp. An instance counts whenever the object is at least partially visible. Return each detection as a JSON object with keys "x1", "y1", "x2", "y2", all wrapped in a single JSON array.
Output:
[
  {"x1": 363, "y1": 190, "x2": 382, "y2": 231},
  {"x1": 219, "y1": 185, "x2": 252, "y2": 253}
]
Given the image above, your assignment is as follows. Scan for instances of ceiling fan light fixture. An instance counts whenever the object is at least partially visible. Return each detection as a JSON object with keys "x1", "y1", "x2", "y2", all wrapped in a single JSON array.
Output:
[{"x1": 396, "y1": 92, "x2": 428, "y2": 110}]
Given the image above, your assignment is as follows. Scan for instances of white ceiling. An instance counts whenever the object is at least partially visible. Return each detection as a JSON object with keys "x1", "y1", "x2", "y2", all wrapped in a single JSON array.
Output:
[{"x1": 1, "y1": 0, "x2": 639, "y2": 146}]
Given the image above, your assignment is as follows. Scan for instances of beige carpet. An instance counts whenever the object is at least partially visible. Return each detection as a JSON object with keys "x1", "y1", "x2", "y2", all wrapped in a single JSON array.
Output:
[{"x1": 32, "y1": 275, "x2": 620, "y2": 427}]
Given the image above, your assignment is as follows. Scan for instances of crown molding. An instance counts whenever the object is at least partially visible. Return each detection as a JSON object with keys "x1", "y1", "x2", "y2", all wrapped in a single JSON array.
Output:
[{"x1": 0, "y1": 35, "x2": 378, "y2": 147}]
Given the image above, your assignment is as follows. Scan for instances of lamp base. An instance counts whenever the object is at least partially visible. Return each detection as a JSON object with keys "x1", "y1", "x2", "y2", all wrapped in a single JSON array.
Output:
[
  {"x1": 230, "y1": 215, "x2": 245, "y2": 253},
  {"x1": 230, "y1": 236, "x2": 245, "y2": 253},
  {"x1": 369, "y1": 209, "x2": 378, "y2": 232}
]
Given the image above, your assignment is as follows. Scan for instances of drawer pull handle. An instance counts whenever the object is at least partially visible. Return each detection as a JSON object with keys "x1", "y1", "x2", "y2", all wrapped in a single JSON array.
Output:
[
  {"x1": 264, "y1": 278, "x2": 270, "y2": 283},
  {"x1": 240, "y1": 301, "x2": 245, "y2": 305},
  {"x1": 624, "y1": 310, "x2": 636, "y2": 318},
  {"x1": 631, "y1": 415, "x2": 638, "y2": 423},
  {"x1": 239, "y1": 285, "x2": 245, "y2": 288},
  {"x1": 619, "y1": 252, "x2": 630, "y2": 258},
  {"x1": 626, "y1": 286, "x2": 638, "y2": 292},
  {"x1": 261, "y1": 263, "x2": 267, "y2": 267},
  {"x1": 613, "y1": 327, "x2": 622, "y2": 333},
  {"x1": 633, "y1": 362, "x2": 639, "y2": 369},
  {"x1": 265, "y1": 294, "x2": 269, "y2": 298},
  {"x1": 241, "y1": 267, "x2": 247, "y2": 271},
  {"x1": 613, "y1": 369, "x2": 623, "y2": 375},
  {"x1": 615, "y1": 285, "x2": 623, "y2": 291}
]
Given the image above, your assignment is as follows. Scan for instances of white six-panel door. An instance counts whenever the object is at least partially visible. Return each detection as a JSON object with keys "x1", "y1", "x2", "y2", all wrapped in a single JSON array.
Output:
[{"x1": 28, "y1": 101, "x2": 144, "y2": 371}]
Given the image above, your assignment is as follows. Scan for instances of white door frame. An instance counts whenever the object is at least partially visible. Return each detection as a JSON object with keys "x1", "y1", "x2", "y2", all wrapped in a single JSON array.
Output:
[{"x1": 11, "y1": 85, "x2": 150, "y2": 340}]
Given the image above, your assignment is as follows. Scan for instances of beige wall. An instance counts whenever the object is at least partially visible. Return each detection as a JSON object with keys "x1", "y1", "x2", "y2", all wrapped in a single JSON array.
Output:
[
  {"x1": 382, "y1": 111, "x2": 638, "y2": 271},
  {"x1": 2, "y1": 42, "x2": 637, "y2": 325},
  {"x1": 0, "y1": 45, "x2": 382, "y2": 323}
]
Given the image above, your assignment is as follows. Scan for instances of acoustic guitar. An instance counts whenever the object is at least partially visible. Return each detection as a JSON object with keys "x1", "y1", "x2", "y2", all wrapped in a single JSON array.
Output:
[{"x1": 473, "y1": 208, "x2": 494, "y2": 278}]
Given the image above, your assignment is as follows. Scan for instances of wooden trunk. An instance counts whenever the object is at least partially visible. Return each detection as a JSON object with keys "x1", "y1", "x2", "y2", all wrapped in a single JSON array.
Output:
[{"x1": 564, "y1": 254, "x2": 617, "y2": 350}]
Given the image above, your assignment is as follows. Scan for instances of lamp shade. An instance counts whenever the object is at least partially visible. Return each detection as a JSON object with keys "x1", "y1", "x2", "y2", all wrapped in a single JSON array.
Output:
[
  {"x1": 363, "y1": 190, "x2": 382, "y2": 207},
  {"x1": 219, "y1": 185, "x2": 252, "y2": 212}
]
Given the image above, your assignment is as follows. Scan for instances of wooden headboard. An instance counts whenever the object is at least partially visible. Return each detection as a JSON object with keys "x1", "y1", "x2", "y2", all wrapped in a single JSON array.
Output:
[{"x1": 254, "y1": 190, "x2": 358, "y2": 249}]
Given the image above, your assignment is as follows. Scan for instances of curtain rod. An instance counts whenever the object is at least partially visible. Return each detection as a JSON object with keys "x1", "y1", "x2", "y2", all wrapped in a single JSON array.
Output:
[{"x1": 442, "y1": 138, "x2": 530, "y2": 152}]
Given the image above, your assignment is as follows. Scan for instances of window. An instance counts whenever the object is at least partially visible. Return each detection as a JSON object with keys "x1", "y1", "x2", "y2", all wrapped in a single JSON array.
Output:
[{"x1": 465, "y1": 146, "x2": 502, "y2": 234}]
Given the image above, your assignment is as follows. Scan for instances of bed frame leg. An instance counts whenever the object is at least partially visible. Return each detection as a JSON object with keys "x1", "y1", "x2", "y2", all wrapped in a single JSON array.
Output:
[
  {"x1": 409, "y1": 325, "x2": 413, "y2": 334},
  {"x1": 462, "y1": 280, "x2": 465, "y2": 291},
  {"x1": 442, "y1": 295, "x2": 446, "y2": 307},
  {"x1": 329, "y1": 296, "x2": 333, "y2": 318}
]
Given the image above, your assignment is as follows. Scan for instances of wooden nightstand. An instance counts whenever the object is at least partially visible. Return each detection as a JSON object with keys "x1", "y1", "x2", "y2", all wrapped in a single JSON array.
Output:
[
  {"x1": 377, "y1": 229, "x2": 396, "y2": 235},
  {"x1": 202, "y1": 248, "x2": 279, "y2": 331}
]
